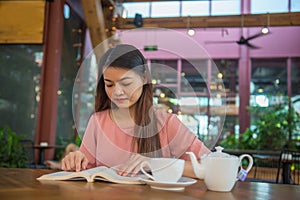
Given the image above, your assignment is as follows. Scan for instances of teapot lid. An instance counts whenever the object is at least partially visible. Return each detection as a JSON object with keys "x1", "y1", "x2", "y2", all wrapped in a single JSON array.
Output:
[{"x1": 208, "y1": 146, "x2": 234, "y2": 158}]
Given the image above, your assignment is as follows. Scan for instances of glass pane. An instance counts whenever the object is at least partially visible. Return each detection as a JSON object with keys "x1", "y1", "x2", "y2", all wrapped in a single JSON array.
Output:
[
  {"x1": 251, "y1": 58, "x2": 287, "y2": 107},
  {"x1": 251, "y1": 0, "x2": 288, "y2": 14},
  {"x1": 213, "y1": 59, "x2": 238, "y2": 97},
  {"x1": 151, "y1": 59, "x2": 178, "y2": 84},
  {"x1": 291, "y1": 58, "x2": 300, "y2": 142},
  {"x1": 178, "y1": 113, "x2": 208, "y2": 139},
  {"x1": 182, "y1": 1, "x2": 210, "y2": 16},
  {"x1": 73, "y1": 54, "x2": 97, "y2": 137},
  {"x1": 181, "y1": 59, "x2": 208, "y2": 94},
  {"x1": 56, "y1": 5, "x2": 86, "y2": 147},
  {"x1": 0, "y1": 44, "x2": 43, "y2": 140},
  {"x1": 123, "y1": 2, "x2": 150, "y2": 18},
  {"x1": 248, "y1": 59, "x2": 291, "y2": 151},
  {"x1": 152, "y1": 1, "x2": 180, "y2": 17},
  {"x1": 212, "y1": 59, "x2": 239, "y2": 140},
  {"x1": 291, "y1": 0, "x2": 300, "y2": 12},
  {"x1": 151, "y1": 59, "x2": 178, "y2": 113},
  {"x1": 291, "y1": 58, "x2": 300, "y2": 112},
  {"x1": 211, "y1": 0, "x2": 240, "y2": 16}
]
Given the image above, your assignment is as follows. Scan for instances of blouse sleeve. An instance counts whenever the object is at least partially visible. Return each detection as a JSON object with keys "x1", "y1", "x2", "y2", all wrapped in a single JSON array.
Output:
[
  {"x1": 79, "y1": 114, "x2": 98, "y2": 168},
  {"x1": 164, "y1": 114, "x2": 211, "y2": 160}
]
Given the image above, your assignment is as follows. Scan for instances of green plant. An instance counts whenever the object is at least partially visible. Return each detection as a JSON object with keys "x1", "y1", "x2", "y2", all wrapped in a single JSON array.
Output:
[
  {"x1": 220, "y1": 97, "x2": 300, "y2": 151},
  {"x1": 0, "y1": 126, "x2": 28, "y2": 168},
  {"x1": 219, "y1": 128, "x2": 258, "y2": 150}
]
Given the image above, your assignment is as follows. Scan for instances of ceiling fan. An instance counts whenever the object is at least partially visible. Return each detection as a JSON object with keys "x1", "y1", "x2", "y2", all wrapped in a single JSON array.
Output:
[
  {"x1": 205, "y1": 15, "x2": 270, "y2": 49},
  {"x1": 205, "y1": 31, "x2": 270, "y2": 49}
]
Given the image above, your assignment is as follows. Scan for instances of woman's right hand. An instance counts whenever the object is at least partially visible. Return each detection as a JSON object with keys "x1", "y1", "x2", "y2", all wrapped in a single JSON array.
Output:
[{"x1": 61, "y1": 150, "x2": 88, "y2": 172}]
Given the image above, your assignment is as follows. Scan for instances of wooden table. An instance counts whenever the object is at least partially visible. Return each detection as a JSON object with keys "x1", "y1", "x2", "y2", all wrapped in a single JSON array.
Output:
[{"x1": 0, "y1": 168, "x2": 299, "y2": 200}]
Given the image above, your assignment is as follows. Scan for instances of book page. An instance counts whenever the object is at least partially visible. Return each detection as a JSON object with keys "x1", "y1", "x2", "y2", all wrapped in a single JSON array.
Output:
[
  {"x1": 81, "y1": 166, "x2": 108, "y2": 176},
  {"x1": 37, "y1": 166, "x2": 145, "y2": 184},
  {"x1": 37, "y1": 170, "x2": 90, "y2": 182},
  {"x1": 92, "y1": 168, "x2": 145, "y2": 184},
  {"x1": 37, "y1": 166, "x2": 109, "y2": 182}
]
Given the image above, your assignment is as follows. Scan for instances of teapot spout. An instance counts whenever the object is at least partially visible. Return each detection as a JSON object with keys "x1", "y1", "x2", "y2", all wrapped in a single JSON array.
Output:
[{"x1": 186, "y1": 152, "x2": 205, "y2": 179}]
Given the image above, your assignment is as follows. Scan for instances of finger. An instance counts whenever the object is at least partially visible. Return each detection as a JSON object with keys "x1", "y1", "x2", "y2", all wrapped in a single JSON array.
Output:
[
  {"x1": 113, "y1": 164, "x2": 125, "y2": 176},
  {"x1": 119, "y1": 154, "x2": 143, "y2": 176},
  {"x1": 81, "y1": 155, "x2": 88, "y2": 170},
  {"x1": 130, "y1": 165, "x2": 141, "y2": 177},
  {"x1": 64, "y1": 156, "x2": 71, "y2": 171},
  {"x1": 75, "y1": 153, "x2": 83, "y2": 172},
  {"x1": 61, "y1": 158, "x2": 66, "y2": 171},
  {"x1": 117, "y1": 165, "x2": 128, "y2": 176},
  {"x1": 120, "y1": 165, "x2": 134, "y2": 177},
  {"x1": 68, "y1": 152, "x2": 76, "y2": 171},
  {"x1": 119, "y1": 157, "x2": 138, "y2": 176},
  {"x1": 117, "y1": 161, "x2": 134, "y2": 176}
]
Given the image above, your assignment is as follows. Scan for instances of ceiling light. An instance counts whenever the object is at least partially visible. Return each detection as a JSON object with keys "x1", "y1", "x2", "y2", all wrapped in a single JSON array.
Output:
[
  {"x1": 261, "y1": 27, "x2": 269, "y2": 34},
  {"x1": 188, "y1": 28, "x2": 195, "y2": 36},
  {"x1": 257, "y1": 88, "x2": 264, "y2": 93},
  {"x1": 186, "y1": 16, "x2": 195, "y2": 37},
  {"x1": 217, "y1": 73, "x2": 223, "y2": 79},
  {"x1": 261, "y1": 12, "x2": 270, "y2": 34},
  {"x1": 160, "y1": 93, "x2": 166, "y2": 98}
]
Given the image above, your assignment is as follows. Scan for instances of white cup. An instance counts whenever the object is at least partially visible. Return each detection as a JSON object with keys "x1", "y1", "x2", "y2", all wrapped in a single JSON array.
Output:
[{"x1": 140, "y1": 158, "x2": 185, "y2": 183}]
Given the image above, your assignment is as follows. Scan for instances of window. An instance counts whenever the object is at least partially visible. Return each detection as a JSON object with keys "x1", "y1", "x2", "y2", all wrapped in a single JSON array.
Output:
[
  {"x1": 212, "y1": 59, "x2": 239, "y2": 138},
  {"x1": 213, "y1": 59, "x2": 238, "y2": 98},
  {"x1": 123, "y1": 0, "x2": 241, "y2": 18},
  {"x1": 211, "y1": 0, "x2": 240, "y2": 16},
  {"x1": 150, "y1": 59, "x2": 178, "y2": 107},
  {"x1": 123, "y1": 0, "x2": 298, "y2": 18},
  {"x1": 251, "y1": 0, "x2": 289, "y2": 14},
  {"x1": 181, "y1": 59, "x2": 208, "y2": 94},
  {"x1": 56, "y1": 4, "x2": 87, "y2": 145},
  {"x1": 182, "y1": 1, "x2": 210, "y2": 16},
  {"x1": 291, "y1": 0, "x2": 300, "y2": 12},
  {"x1": 0, "y1": 45, "x2": 42, "y2": 141},
  {"x1": 251, "y1": 58, "x2": 287, "y2": 107},
  {"x1": 291, "y1": 58, "x2": 300, "y2": 115},
  {"x1": 152, "y1": 1, "x2": 180, "y2": 18},
  {"x1": 123, "y1": 2, "x2": 150, "y2": 18}
]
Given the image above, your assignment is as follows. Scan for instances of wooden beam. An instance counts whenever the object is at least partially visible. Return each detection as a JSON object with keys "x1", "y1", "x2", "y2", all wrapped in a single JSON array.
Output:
[
  {"x1": 0, "y1": 0, "x2": 45, "y2": 43},
  {"x1": 116, "y1": 12, "x2": 300, "y2": 29},
  {"x1": 81, "y1": 0, "x2": 110, "y2": 58}
]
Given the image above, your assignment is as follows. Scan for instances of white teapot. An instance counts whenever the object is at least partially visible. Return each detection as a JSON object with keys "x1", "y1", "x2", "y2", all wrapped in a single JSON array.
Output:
[{"x1": 186, "y1": 146, "x2": 253, "y2": 192}]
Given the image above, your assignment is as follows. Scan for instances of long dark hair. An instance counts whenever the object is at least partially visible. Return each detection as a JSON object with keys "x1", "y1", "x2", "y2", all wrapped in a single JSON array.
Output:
[{"x1": 95, "y1": 44, "x2": 161, "y2": 157}]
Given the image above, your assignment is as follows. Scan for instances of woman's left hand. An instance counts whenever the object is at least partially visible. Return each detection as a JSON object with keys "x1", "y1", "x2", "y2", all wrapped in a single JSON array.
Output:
[{"x1": 114, "y1": 153, "x2": 150, "y2": 177}]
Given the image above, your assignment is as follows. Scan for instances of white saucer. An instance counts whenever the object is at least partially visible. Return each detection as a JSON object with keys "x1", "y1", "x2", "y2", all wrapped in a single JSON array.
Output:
[{"x1": 140, "y1": 177, "x2": 197, "y2": 191}]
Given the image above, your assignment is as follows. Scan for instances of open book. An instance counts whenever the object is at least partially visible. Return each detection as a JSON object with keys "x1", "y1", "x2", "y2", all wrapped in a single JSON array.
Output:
[{"x1": 37, "y1": 166, "x2": 145, "y2": 184}]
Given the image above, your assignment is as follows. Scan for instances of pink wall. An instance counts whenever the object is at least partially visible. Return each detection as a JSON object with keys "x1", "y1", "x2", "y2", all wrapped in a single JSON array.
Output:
[
  {"x1": 248, "y1": 26, "x2": 300, "y2": 58},
  {"x1": 119, "y1": 26, "x2": 300, "y2": 59}
]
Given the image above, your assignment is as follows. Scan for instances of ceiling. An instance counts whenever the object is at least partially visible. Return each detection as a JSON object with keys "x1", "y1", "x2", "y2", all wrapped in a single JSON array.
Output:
[
  {"x1": 78, "y1": 1, "x2": 300, "y2": 48},
  {"x1": 106, "y1": 0, "x2": 300, "y2": 29}
]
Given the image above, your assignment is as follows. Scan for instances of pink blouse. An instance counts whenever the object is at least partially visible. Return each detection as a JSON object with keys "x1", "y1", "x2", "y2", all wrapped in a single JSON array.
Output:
[{"x1": 80, "y1": 109, "x2": 211, "y2": 168}]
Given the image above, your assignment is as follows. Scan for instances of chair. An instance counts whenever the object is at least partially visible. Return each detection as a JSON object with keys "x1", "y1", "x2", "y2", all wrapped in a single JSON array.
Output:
[
  {"x1": 250, "y1": 151, "x2": 280, "y2": 183},
  {"x1": 276, "y1": 148, "x2": 300, "y2": 185}
]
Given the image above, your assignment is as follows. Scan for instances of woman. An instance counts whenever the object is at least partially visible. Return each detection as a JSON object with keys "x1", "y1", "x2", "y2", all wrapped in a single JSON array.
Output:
[{"x1": 61, "y1": 44, "x2": 211, "y2": 178}]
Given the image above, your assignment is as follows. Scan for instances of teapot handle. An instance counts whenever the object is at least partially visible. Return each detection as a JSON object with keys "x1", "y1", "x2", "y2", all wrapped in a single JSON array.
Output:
[{"x1": 237, "y1": 154, "x2": 253, "y2": 181}]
